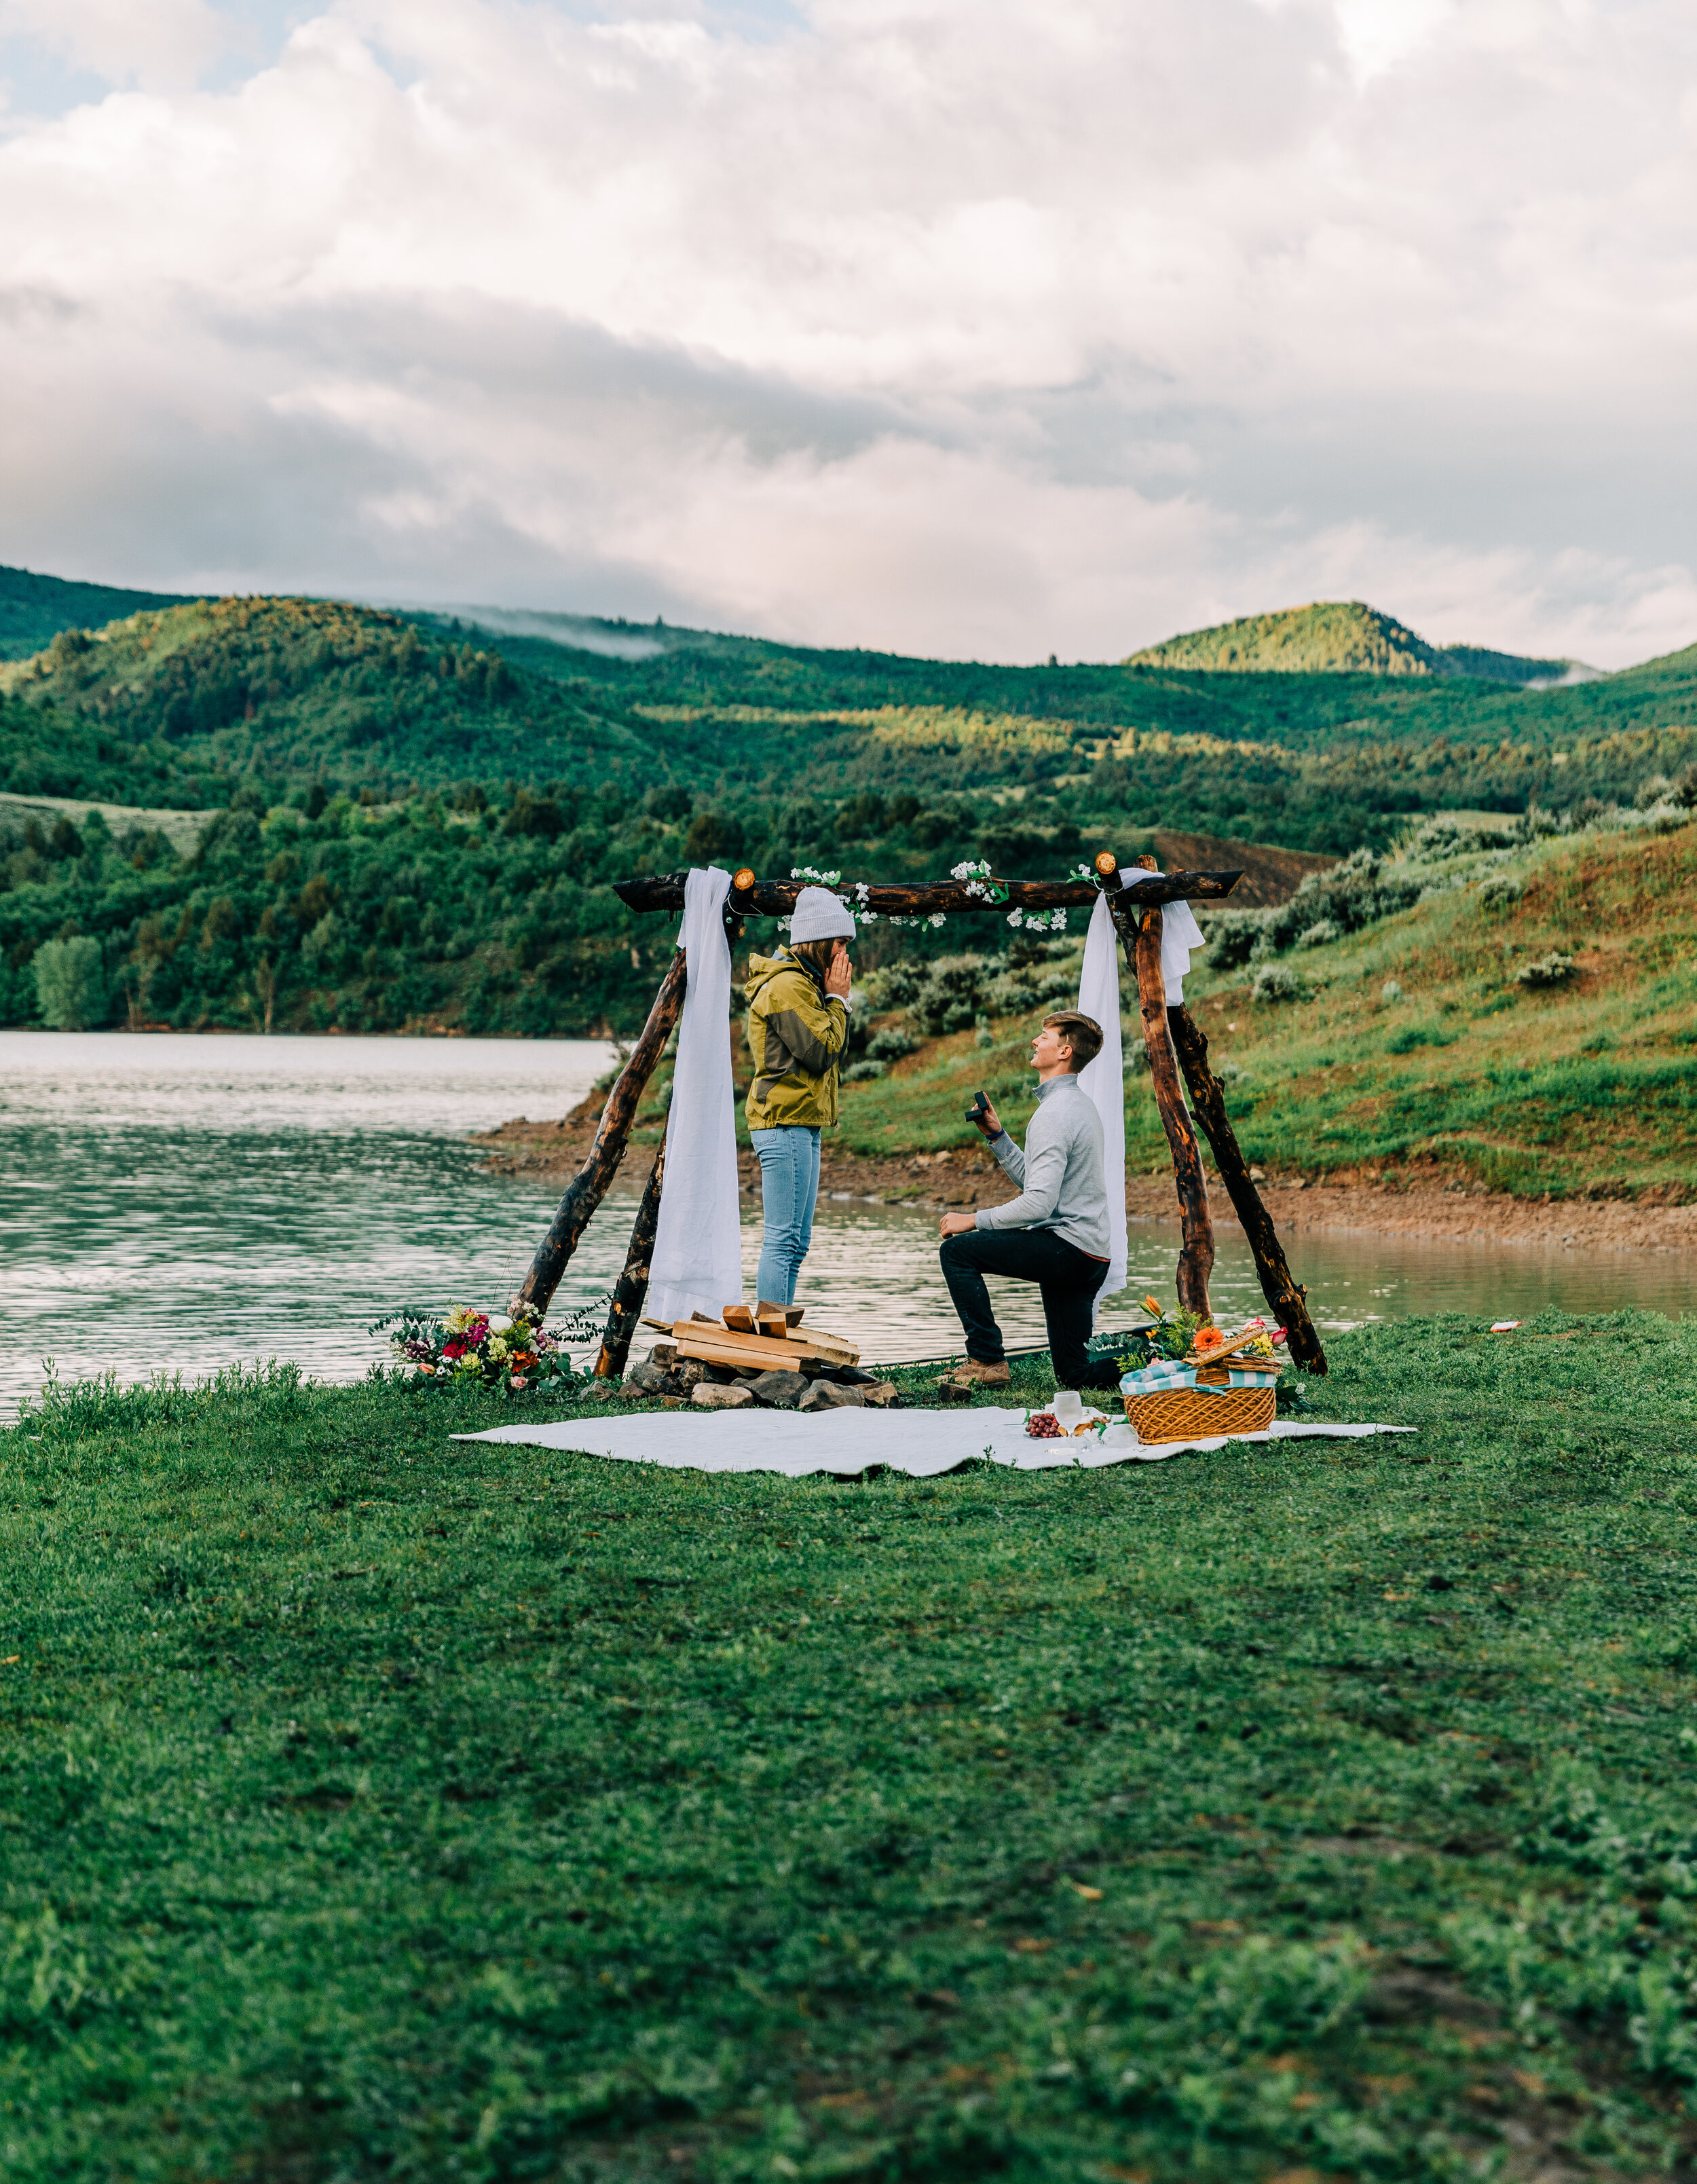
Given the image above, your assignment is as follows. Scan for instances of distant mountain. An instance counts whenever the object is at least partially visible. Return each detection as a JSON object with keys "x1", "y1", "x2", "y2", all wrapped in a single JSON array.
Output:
[
  {"x1": 1124, "y1": 600, "x2": 1594, "y2": 686},
  {"x1": 5, "y1": 574, "x2": 1697, "y2": 870},
  {"x1": 0, "y1": 562, "x2": 199, "y2": 662}
]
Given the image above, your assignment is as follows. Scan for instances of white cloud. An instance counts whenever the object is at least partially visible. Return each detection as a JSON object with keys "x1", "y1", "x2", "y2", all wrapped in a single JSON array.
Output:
[
  {"x1": 0, "y1": 0, "x2": 1692, "y2": 668},
  {"x1": 0, "y1": 0, "x2": 228, "y2": 87}
]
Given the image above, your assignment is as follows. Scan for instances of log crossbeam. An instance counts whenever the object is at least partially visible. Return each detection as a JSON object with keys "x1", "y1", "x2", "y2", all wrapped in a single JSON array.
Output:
[{"x1": 614, "y1": 868, "x2": 1243, "y2": 918}]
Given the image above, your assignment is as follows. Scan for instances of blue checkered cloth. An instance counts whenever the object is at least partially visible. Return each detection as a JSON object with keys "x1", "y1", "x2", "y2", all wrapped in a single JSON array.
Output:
[
  {"x1": 1223, "y1": 1363, "x2": 1282, "y2": 1387},
  {"x1": 1120, "y1": 1358, "x2": 1197, "y2": 1396}
]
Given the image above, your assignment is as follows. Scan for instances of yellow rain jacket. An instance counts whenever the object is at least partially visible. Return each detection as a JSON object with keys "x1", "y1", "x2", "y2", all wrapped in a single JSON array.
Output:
[{"x1": 743, "y1": 948, "x2": 851, "y2": 1130}]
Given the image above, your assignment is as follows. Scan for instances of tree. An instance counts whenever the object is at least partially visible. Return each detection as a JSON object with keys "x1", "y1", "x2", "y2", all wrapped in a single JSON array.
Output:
[
  {"x1": 33, "y1": 937, "x2": 108, "y2": 1030},
  {"x1": 685, "y1": 810, "x2": 743, "y2": 864}
]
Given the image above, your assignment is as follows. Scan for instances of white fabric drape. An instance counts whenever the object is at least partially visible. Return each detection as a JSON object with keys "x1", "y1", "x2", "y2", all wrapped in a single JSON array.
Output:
[
  {"x1": 1074, "y1": 868, "x2": 1209, "y2": 1315},
  {"x1": 646, "y1": 866, "x2": 743, "y2": 1325},
  {"x1": 1076, "y1": 896, "x2": 1128, "y2": 1304},
  {"x1": 1123, "y1": 866, "x2": 1206, "y2": 1004}
]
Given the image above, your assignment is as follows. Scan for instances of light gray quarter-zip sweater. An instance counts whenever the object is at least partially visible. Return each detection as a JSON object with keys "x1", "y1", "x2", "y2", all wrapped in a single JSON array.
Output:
[{"x1": 973, "y1": 1074, "x2": 1111, "y2": 1259}]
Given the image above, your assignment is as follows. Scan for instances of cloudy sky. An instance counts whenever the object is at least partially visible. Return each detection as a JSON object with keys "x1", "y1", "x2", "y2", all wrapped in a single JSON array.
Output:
[{"x1": 0, "y1": 0, "x2": 1692, "y2": 667}]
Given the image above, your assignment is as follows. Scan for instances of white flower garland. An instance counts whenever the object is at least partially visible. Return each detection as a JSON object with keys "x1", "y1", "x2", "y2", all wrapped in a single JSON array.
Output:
[{"x1": 774, "y1": 859, "x2": 1067, "y2": 934}]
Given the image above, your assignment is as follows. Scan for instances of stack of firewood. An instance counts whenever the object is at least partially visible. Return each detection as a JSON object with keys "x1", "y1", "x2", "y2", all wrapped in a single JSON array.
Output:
[{"x1": 622, "y1": 1307, "x2": 898, "y2": 1412}]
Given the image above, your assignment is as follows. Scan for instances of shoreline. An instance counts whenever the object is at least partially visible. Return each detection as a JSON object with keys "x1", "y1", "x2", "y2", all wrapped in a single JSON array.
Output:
[{"x1": 473, "y1": 1117, "x2": 1697, "y2": 1257}]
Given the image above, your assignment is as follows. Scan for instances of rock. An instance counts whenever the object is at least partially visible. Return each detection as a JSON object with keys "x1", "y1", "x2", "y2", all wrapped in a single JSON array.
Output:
[
  {"x1": 935, "y1": 1375, "x2": 974, "y2": 1403},
  {"x1": 673, "y1": 1358, "x2": 708, "y2": 1391},
  {"x1": 647, "y1": 1341, "x2": 679, "y2": 1367},
  {"x1": 863, "y1": 1381, "x2": 899, "y2": 1408},
  {"x1": 746, "y1": 1369, "x2": 810, "y2": 1409},
  {"x1": 626, "y1": 1361, "x2": 674, "y2": 1394},
  {"x1": 692, "y1": 1383, "x2": 754, "y2": 1410},
  {"x1": 799, "y1": 1381, "x2": 865, "y2": 1412}
]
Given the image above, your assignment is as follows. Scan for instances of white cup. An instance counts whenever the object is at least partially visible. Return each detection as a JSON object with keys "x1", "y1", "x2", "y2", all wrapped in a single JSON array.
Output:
[{"x1": 1053, "y1": 1388, "x2": 1083, "y2": 1424}]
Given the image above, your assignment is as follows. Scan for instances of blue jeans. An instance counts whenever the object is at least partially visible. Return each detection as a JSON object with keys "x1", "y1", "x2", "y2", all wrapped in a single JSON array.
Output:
[{"x1": 751, "y1": 1126, "x2": 821, "y2": 1306}]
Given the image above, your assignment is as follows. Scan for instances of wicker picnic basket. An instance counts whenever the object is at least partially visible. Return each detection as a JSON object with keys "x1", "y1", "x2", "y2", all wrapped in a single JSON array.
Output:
[{"x1": 1123, "y1": 1384, "x2": 1277, "y2": 1445}]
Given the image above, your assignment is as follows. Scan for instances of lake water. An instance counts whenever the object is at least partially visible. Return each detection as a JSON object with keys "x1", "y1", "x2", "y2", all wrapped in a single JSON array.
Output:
[{"x1": 4, "y1": 1031, "x2": 1695, "y2": 1417}]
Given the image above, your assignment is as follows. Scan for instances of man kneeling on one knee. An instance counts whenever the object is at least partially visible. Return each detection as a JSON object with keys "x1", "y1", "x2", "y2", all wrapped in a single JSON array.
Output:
[{"x1": 937, "y1": 1010, "x2": 1111, "y2": 1390}]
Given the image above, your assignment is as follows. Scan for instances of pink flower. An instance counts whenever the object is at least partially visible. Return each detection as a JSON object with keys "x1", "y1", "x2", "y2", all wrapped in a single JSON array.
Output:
[{"x1": 510, "y1": 1374, "x2": 528, "y2": 1389}]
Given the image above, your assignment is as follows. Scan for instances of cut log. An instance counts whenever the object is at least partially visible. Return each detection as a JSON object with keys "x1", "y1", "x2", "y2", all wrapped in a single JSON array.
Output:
[
  {"x1": 1109, "y1": 885, "x2": 1214, "y2": 1316},
  {"x1": 517, "y1": 948, "x2": 686, "y2": 1316},
  {"x1": 1165, "y1": 1003, "x2": 1328, "y2": 1375},
  {"x1": 722, "y1": 1304, "x2": 756, "y2": 1334},
  {"x1": 614, "y1": 868, "x2": 1243, "y2": 918},
  {"x1": 593, "y1": 1122, "x2": 668, "y2": 1380},
  {"x1": 669, "y1": 1321, "x2": 840, "y2": 1370},
  {"x1": 661, "y1": 1317, "x2": 859, "y2": 1367},
  {"x1": 783, "y1": 1327, "x2": 858, "y2": 1365},
  {"x1": 675, "y1": 1333, "x2": 813, "y2": 1371}
]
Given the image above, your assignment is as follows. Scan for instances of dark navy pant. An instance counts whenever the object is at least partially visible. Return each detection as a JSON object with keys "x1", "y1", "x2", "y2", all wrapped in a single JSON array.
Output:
[{"x1": 939, "y1": 1225, "x2": 1109, "y2": 1388}]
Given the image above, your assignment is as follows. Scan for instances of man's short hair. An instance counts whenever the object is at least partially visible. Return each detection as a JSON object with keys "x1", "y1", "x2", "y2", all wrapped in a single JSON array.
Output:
[{"x1": 1044, "y1": 1010, "x2": 1102, "y2": 1071}]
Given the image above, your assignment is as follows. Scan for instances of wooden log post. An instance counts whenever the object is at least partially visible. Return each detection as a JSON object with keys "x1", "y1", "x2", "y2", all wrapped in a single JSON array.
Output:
[
  {"x1": 1165, "y1": 1005, "x2": 1328, "y2": 1374},
  {"x1": 516, "y1": 948, "x2": 687, "y2": 1318},
  {"x1": 1106, "y1": 873, "x2": 1214, "y2": 1316},
  {"x1": 593, "y1": 1122, "x2": 668, "y2": 1379}
]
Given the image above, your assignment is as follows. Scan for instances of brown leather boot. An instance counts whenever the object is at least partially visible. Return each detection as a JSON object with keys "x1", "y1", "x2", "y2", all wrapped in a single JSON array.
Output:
[{"x1": 947, "y1": 1357, "x2": 1011, "y2": 1388}]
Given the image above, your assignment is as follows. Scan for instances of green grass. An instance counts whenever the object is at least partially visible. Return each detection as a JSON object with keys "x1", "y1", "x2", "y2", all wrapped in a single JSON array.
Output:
[{"x1": 4, "y1": 1322, "x2": 1697, "y2": 2179}]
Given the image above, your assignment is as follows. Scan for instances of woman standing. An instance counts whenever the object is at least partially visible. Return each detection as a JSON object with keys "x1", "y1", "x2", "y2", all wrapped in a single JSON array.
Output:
[{"x1": 743, "y1": 886, "x2": 855, "y2": 1310}]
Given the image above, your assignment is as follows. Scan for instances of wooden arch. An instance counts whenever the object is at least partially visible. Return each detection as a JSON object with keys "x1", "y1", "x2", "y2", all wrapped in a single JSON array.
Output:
[{"x1": 517, "y1": 853, "x2": 1327, "y2": 1378}]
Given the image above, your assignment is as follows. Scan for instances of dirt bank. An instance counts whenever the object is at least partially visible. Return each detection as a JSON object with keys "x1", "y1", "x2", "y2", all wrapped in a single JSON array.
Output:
[{"x1": 474, "y1": 1115, "x2": 1697, "y2": 1256}]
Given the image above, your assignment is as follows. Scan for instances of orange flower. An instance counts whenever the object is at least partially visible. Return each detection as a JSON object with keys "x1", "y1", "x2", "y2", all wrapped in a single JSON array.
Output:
[
  {"x1": 1142, "y1": 1295, "x2": 1163, "y2": 1318},
  {"x1": 1194, "y1": 1326, "x2": 1227, "y2": 1353}
]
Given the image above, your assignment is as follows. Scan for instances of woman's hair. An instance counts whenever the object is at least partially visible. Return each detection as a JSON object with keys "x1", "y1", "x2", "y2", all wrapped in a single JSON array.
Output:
[
  {"x1": 1043, "y1": 1010, "x2": 1103, "y2": 1071},
  {"x1": 785, "y1": 937, "x2": 842, "y2": 979}
]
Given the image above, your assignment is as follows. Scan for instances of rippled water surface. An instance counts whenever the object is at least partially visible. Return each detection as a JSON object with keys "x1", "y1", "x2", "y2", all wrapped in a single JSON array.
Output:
[{"x1": 4, "y1": 1031, "x2": 1694, "y2": 1415}]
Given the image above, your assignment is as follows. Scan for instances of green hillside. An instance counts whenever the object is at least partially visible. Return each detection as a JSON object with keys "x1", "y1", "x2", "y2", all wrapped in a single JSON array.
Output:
[
  {"x1": 806, "y1": 809, "x2": 1697, "y2": 1204},
  {"x1": 0, "y1": 561, "x2": 196, "y2": 663},
  {"x1": 8, "y1": 591, "x2": 1697, "y2": 845},
  {"x1": 4, "y1": 576, "x2": 1697, "y2": 1042},
  {"x1": 1124, "y1": 599, "x2": 1575, "y2": 684}
]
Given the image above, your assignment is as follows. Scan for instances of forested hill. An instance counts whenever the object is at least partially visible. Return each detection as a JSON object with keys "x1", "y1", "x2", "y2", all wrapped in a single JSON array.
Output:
[
  {"x1": 0, "y1": 562, "x2": 197, "y2": 663},
  {"x1": 2, "y1": 579, "x2": 1696, "y2": 1037},
  {"x1": 5, "y1": 589, "x2": 1697, "y2": 833},
  {"x1": 1123, "y1": 598, "x2": 1581, "y2": 684}
]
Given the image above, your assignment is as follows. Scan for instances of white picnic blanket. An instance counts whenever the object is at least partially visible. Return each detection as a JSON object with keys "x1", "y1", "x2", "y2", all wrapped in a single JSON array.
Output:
[{"x1": 455, "y1": 1410, "x2": 1412, "y2": 1479}]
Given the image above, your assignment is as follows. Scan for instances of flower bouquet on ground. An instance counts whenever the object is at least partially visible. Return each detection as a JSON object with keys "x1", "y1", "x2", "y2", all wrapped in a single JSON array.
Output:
[{"x1": 370, "y1": 1301, "x2": 590, "y2": 1396}]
